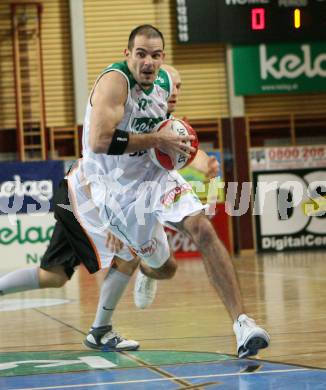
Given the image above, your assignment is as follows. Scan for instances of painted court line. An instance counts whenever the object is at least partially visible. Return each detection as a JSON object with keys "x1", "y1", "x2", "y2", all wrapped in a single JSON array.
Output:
[
  {"x1": 9, "y1": 367, "x2": 310, "y2": 390},
  {"x1": 121, "y1": 350, "x2": 194, "y2": 387}
]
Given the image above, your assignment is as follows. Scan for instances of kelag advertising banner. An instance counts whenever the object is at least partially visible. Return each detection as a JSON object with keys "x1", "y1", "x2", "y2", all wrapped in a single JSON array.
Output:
[
  {"x1": 233, "y1": 42, "x2": 326, "y2": 95},
  {"x1": 0, "y1": 161, "x2": 64, "y2": 269},
  {"x1": 252, "y1": 167, "x2": 326, "y2": 253}
]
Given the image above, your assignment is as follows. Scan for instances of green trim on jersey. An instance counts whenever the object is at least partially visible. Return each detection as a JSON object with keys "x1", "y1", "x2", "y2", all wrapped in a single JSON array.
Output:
[
  {"x1": 141, "y1": 85, "x2": 154, "y2": 95},
  {"x1": 103, "y1": 61, "x2": 171, "y2": 97},
  {"x1": 104, "y1": 61, "x2": 137, "y2": 89},
  {"x1": 156, "y1": 68, "x2": 171, "y2": 95},
  {"x1": 137, "y1": 67, "x2": 171, "y2": 96}
]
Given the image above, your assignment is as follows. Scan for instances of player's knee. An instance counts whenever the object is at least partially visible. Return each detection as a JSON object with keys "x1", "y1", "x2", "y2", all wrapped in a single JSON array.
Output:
[
  {"x1": 114, "y1": 256, "x2": 140, "y2": 276},
  {"x1": 166, "y1": 261, "x2": 177, "y2": 279},
  {"x1": 159, "y1": 257, "x2": 177, "y2": 279},
  {"x1": 189, "y1": 215, "x2": 215, "y2": 246},
  {"x1": 51, "y1": 275, "x2": 67, "y2": 288},
  {"x1": 39, "y1": 267, "x2": 68, "y2": 288}
]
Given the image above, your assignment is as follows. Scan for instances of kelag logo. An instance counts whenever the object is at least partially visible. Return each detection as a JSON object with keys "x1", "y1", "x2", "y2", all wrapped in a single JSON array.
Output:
[
  {"x1": 0, "y1": 161, "x2": 64, "y2": 215},
  {"x1": 233, "y1": 42, "x2": 326, "y2": 95},
  {"x1": 0, "y1": 219, "x2": 54, "y2": 245},
  {"x1": 131, "y1": 117, "x2": 163, "y2": 133},
  {"x1": 260, "y1": 44, "x2": 326, "y2": 80}
]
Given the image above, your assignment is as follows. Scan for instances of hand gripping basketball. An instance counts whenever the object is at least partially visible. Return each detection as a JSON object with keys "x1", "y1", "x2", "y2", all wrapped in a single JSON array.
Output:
[{"x1": 149, "y1": 118, "x2": 199, "y2": 170}]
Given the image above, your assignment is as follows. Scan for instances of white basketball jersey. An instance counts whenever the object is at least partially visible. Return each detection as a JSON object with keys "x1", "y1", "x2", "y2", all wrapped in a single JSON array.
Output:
[
  {"x1": 68, "y1": 61, "x2": 205, "y2": 268},
  {"x1": 81, "y1": 61, "x2": 173, "y2": 192}
]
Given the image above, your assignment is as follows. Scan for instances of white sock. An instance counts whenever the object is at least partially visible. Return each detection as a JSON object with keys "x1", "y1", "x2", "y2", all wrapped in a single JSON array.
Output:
[
  {"x1": 92, "y1": 268, "x2": 130, "y2": 329},
  {"x1": 0, "y1": 267, "x2": 40, "y2": 295}
]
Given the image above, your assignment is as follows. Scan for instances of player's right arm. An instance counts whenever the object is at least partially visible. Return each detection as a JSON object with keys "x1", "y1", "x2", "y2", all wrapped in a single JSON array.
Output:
[
  {"x1": 89, "y1": 71, "x2": 195, "y2": 156},
  {"x1": 89, "y1": 71, "x2": 127, "y2": 153}
]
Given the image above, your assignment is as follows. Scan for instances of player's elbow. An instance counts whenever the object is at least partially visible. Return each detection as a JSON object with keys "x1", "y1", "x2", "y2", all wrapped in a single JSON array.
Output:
[
  {"x1": 89, "y1": 132, "x2": 112, "y2": 154},
  {"x1": 90, "y1": 140, "x2": 106, "y2": 154}
]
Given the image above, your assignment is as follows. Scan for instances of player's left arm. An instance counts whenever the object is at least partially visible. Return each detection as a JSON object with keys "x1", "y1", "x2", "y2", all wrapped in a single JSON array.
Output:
[{"x1": 189, "y1": 149, "x2": 219, "y2": 179}]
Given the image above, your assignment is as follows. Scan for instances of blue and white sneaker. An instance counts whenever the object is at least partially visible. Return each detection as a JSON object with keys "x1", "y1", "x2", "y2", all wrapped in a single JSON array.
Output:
[
  {"x1": 233, "y1": 314, "x2": 270, "y2": 358},
  {"x1": 83, "y1": 325, "x2": 139, "y2": 351}
]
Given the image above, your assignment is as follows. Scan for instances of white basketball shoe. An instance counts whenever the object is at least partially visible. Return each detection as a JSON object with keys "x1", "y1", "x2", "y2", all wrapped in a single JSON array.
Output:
[
  {"x1": 84, "y1": 325, "x2": 139, "y2": 351},
  {"x1": 134, "y1": 270, "x2": 157, "y2": 309},
  {"x1": 233, "y1": 314, "x2": 270, "y2": 358}
]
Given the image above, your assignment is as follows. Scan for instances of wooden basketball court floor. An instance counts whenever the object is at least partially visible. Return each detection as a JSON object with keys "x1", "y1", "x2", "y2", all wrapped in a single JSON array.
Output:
[{"x1": 1, "y1": 250, "x2": 326, "y2": 389}]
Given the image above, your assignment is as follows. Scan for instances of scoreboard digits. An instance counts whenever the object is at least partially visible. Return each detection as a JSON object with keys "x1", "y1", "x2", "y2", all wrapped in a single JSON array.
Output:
[{"x1": 175, "y1": 0, "x2": 326, "y2": 44}]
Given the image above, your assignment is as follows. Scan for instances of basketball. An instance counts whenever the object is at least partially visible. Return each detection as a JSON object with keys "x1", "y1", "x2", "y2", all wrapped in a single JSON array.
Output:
[{"x1": 149, "y1": 118, "x2": 199, "y2": 170}]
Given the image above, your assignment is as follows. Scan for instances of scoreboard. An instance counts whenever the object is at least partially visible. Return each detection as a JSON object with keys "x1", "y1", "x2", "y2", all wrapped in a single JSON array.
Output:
[{"x1": 175, "y1": 0, "x2": 326, "y2": 44}]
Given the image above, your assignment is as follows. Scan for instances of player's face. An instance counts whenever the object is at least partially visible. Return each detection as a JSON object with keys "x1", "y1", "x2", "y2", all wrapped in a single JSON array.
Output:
[
  {"x1": 167, "y1": 70, "x2": 181, "y2": 113},
  {"x1": 126, "y1": 35, "x2": 165, "y2": 89}
]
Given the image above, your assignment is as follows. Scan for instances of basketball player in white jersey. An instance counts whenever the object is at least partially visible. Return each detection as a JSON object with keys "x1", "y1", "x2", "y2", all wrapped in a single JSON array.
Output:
[
  {"x1": 0, "y1": 35, "x2": 218, "y2": 354},
  {"x1": 0, "y1": 75, "x2": 219, "y2": 354},
  {"x1": 68, "y1": 25, "x2": 270, "y2": 358}
]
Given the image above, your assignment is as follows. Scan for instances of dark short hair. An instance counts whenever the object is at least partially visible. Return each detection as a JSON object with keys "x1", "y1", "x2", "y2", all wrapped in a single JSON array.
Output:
[{"x1": 128, "y1": 24, "x2": 165, "y2": 50}]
